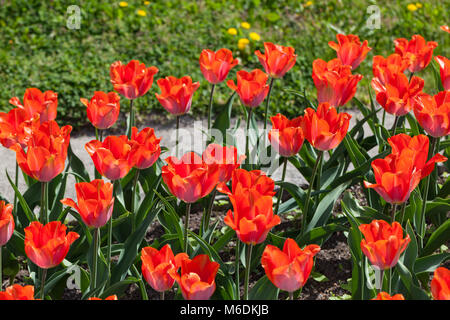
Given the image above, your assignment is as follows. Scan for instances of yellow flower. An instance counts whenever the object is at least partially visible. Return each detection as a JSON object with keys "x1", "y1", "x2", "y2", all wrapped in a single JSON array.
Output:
[
  {"x1": 241, "y1": 22, "x2": 251, "y2": 29},
  {"x1": 144, "y1": 1, "x2": 150, "y2": 4},
  {"x1": 119, "y1": 1, "x2": 128, "y2": 7},
  {"x1": 238, "y1": 38, "x2": 250, "y2": 50},
  {"x1": 305, "y1": 1, "x2": 313, "y2": 7},
  {"x1": 137, "y1": 9, "x2": 147, "y2": 16},
  {"x1": 407, "y1": 3, "x2": 418, "y2": 11},
  {"x1": 249, "y1": 32, "x2": 261, "y2": 41},
  {"x1": 415, "y1": 2, "x2": 422, "y2": 8},
  {"x1": 227, "y1": 28, "x2": 238, "y2": 36}
]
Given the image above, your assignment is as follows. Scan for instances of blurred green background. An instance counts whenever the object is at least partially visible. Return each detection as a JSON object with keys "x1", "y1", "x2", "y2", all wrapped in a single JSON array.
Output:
[{"x1": 0, "y1": 0, "x2": 448, "y2": 131}]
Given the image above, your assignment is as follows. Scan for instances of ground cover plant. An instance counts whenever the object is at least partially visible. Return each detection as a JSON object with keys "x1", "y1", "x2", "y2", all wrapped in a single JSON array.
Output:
[{"x1": 0, "y1": 1, "x2": 449, "y2": 301}]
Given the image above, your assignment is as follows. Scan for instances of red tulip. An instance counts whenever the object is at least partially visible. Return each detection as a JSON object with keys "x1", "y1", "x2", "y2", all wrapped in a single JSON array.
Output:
[
  {"x1": 372, "y1": 292, "x2": 405, "y2": 300},
  {"x1": 162, "y1": 152, "x2": 219, "y2": 203},
  {"x1": 129, "y1": 127, "x2": 161, "y2": 170},
  {"x1": 413, "y1": 91, "x2": 450, "y2": 137},
  {"x1": 217, "y1": 168, "x2": 276, "y2": 198},
  {"x1": 328, "y1": 34, "x2": 371, "y2": 70},
  {"x1": 394, "y1": 35, "x2": 438, "y2": 73},
  {"x1": 254, "y1": 42, "x2": 297, "y2": 78},
  {"x1": 202, "y1": 143, "x2": 245, "y2": 183},
  {"x1": 0, "y1": 285, "x2": 36, "y2": 300},
  {"x1": 261, "y1": 238, "x2": 320, "y2": 292},
  {"x1": 359, "y1": 220, "x2": 410, "y2": 270},
  {"x1": 110, "y1": 60, "x2": 159, "y2": 99},
  {"x1": 434, "y1": 56, "x2": 450, "y2": 91},
  {"x1": 11, "y1": 119, "x2": 72, "y2": 182},
  {"x1": 9, "y1": 88, "x2": 58, "y2": 124},
  {"x1": 170, "y1": 254, "x2": 219, "y2": 300},
  {"x1": 88, "y1": 295, "x2": 118, "y2": 300},
  {"x1": 371, "y1": 71, "x2": 424, "y2": 116},
  {"x1": 0, "y1": 107, "x2": 32, "y2": 149},
  {"x1": 441, "y1": 25, "x2": 450, "y2": 34},
  {"x1": 199, "y1": 48, "x2": 238, "y2": 84},
  {"x1": 61, "y1": 179, "x2": 114, "y2": 228},
  {"x1": 227, "y1": 69, "x2": 270, "y2": 108},
  {"x1": 141, "y1": 245, "x2": 187, "y2": 292},
  {"x1": 85, "y1": 135, "x2": 134, "y2": 181},
  {"x1": 431, "y1": 267, "x2": 450, "y2": 300},
  {"x1": 301, "y1": 103, "x2": 351, "y2": 151},
  {"x1": 268, "y1": 113, "x2": 304, "y2": 157},
  {"x1": 372, "y1": 53, "x2": 409, "y2": 87},
  {"x1": 155, "y1": 76, "x2": 200, "y2": 116},
  {"x1": 0, "y1": 201, "x2": 14, "y2": 246},
  {"x1": 80, "y1": 91, "x2": 120, "y2": 130},
  {"x1": 24, "y1": 221, "x2": 79, "y2": 269}
]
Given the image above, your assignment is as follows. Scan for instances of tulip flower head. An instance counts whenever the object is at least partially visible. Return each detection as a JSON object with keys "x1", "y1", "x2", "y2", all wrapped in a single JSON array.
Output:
[
  {"x1": 170, "y1": 254, "x2": 220, "y2": 300},
  {"x1": 359, "y1": 220, "x2": 410, "y2": 270},
  {"x1": 431, "y1": 267, "x2": 450, "y2": 300},
  {"x1": 372, "y1": 292, "x2": 405, "y2": 300},
  {"x1": 61, "y1": 179, "x2": 114, "y2": 228},
  {"x1": 254, "y1": 42, "x2": 297, "y2": 78},
  {"x1": 0, "y1": 107, "x2": 32, "y2": 149},
  {"x1": 110, "y1": 60, "x2": 159, "y2": 100},
  {"x1": 80, "y1": 91, "x2": 121, "y2": 130},
  {"x1": 434, "y1": 56, "x2": 450, "y2": 91},
  {"x1": 155, "y1": 76, "x2": 200, "y2": 116},
  {"x1": 261, "y1": 238, "x2": 320, "y2": 292},
  {"x1": 227, "y1": 69, "x2": 270, "y2": 108},
  {"x1": 199, "y1": 48, "x2": 239, "y2": 84},
  {"x1": 85, "y1": 135, "x2": 135, "y2": 181},
  {"x1": 413, "y1": 91, "x2": 450, "y2": 137},
  {"x1": 88, "y1": 295, "x2": 118, "y2": 300},
  {"x1": 9, "y1": 88, "x2": 58, "y2": 124},
  {"x1": 202, "y1": 143, "x2": 245, "y2": 183},
  {"x1": 441, "y1": 25, "x2": 450, "y2": 34},
  {"x1": 24, "y1": 221, "x2": 79, "y2": 269},
  {"x1": 268, "y1": 113, "x2": 304, "y2": 157},
  {"x1": 394, "y1": 35, "x2": 438, "y2": 73},
  {"x1": 372, "y1": 53, "x2": 409, "y2": 87},
  {"x1": 129, "y1": 127, "x2": 161, "y2": 169},
  {"x1": 328, "y1": 34, "x2": 372, "y2": 70},
  {"x1": 0, "y1": 285, "x2": 36, "y2": 300},
  {"x1": 0, "y1": 201, "x2": 14, "y2": 246}
]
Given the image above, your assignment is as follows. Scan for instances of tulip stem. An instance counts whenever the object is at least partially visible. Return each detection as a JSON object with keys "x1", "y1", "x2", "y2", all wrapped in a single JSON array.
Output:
[
  {"x1": 131, "y1": 264, "x2": 149, "y2": 300},
  {"x1": 235, "y1": 239, "x2": 240, "y2": 300},
  {"x1": 378, "y1": 269, "x2": 384, "y2": 294},
  {"x1": 131, "y1": 170, "x2": 140, "y2": 233},
  {"x1": 40, "y1": 182, "x2": 48, "y2": 224},
  {"x1": 207, "y1": 84, "x2": 216, "y2": 132},
  {"x1": 243, "y1": 244, "x2": 253, "y2": 300},
  {"x1": 263, "y1": 78, "x2": 275, "y2": 131},
  {"x1": 245, "y1": 108, "x2": 253, "y2": 167},
  {"x1": 391, "y1": 204, "x2": 397, "y2": 223},
  {"x1": 90, "y1": 228, "x2": 99, "y2": 292},
  {"x1": 176, "y1": 116, "x2": 180, "y2": 158},
  {"x1": 204, "y1": 188, "x2": 217, "y2": 234},
  {"x1": 40, "y1": 268, "x2": 47, "y2": 300},
  {"x1": 300, "y1": 151, "x2": 323, "y2": 234},
  {"x1": 160, "y1": 291, "x2": 165, "y2": 301},
  {"x1": 184, "y1": 203, "x2": 191, "y2": 254},
  {"x1": 107, "y1": 180, "x2": 115, "y2": 283},
  {"x1": 274, "y1": 157, "x2": 288, "y2": 216},
  {"x1": 127, "y1": 99, "x2": 134, "y2": 139},
  {"x1": 391, "y1": 116, "x2": 399, "y2": 137},
  {"x1": 14, "y1": 162, "x2": 18, "y2": 216},
  {"x1": 289, "y1": 291, "x2": 294, "y2": 300},
  {"x1": 400, "y1": 202, "x2": 407, "y2": 226}
]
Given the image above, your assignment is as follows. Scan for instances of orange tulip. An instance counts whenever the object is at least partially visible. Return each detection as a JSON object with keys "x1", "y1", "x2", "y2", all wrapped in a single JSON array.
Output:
[
  {"x1": 312, "y1": 58, "x2": 363, "y2": 107},
  {"x1": 24, "y1": 221, "x2": 79, "y2": 269},
  {"x1": 441, "y1": 25, "x2": 450, "y2": 34},
  {"x1": 328, "y1": 34, "x2": 371, "y2": 70},
  {"x1": 0, "y1": 285, "x2": 35, "y2": 300},
  {"x1": 202, "y1": 143, "x2": 245, "y2": 183},
  {"x1": 129, "y1": 127, "x2": 161, "y2": 170},
  {"x1": 413, "y1": 91, "x2": 450, "y2": 137},
  {"x1": 268, "y1": 113, "x2": 304, "y2": 157},
  {"x1": 372, "y1": 53, "x2": 409, "y2": 87},
  {"x1": 141, "y1": 244, "x2": 187, "y2": 292},
  {"x1": 394, "y1": 35, "x2": 438, "y2": 73},
  {"x1": 11, "y1": 119, "x2": 72, "y2": 182},
  {"x1": 0, "y1": 201, "x2": 14, "y2": 246},
  {"x1": 434, "y1": 56, "x2": 450, "y2": 91},
  {"x1": 371, "y1": 71, "x2": 424, "y2": 116},
  {"x1": 0, "y1": 107, "x2": 32, "y2": 149},
  {"x1": 217, "y1": 168, "x2": 276, "y2": 198},
  {"x1": 61, "y1": 179, "x2": 114, "y2": 228},
  {"x1": 261, "y1": 238, "x2": 320, "y2": 292},
  {"x1": 110, "y1": 60, "x2": 159, "y2": 100},
  {"x1": 254, "y1": 42, "x2": 297, "y2": 78},
  {"x1": 227, "y1": 69, "x2": 270, "y2": 108},
  {"x1": 9, "y1": 88, "x2": 58, "y2": 124},
  {"x1": 85, "y1": 135, "x2": 134, "y2": 181},
  {"x1": 155, "y1": 76, "x2": 200, "y2": 116},
  {"x1": 162, "y1": 152, "x2": 220, "y2": 203},
  {"x1": 170, "y1": 254, "x2": 219, "y2": 300},
  {"x1": 372, "y1": 292, "x2": 405, "y2": 300},
  {"x1": 199, "y1": 48, "x2": 238, "y2": 84},
  {"x1": 431, "y1": 267, "x2": 450, "y2": 300},
  {"x1": 359, "y1": 220, "x2": 410, "y2": 270},
  {"x1": 80, "y1": 91, "x2": 120, "y2": 130},
  {"x1": 301, "y1": 103, "x2": 351, "y2": 151},
  {"x1": 88, "y1": 295, "x2": 118, "y2": 300}
]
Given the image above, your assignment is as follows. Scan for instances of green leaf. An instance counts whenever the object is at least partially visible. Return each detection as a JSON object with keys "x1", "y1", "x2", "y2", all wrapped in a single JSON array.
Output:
[
  {"x1": 414, "y1": 253, "x2": 450, "y2": 275},
  {"x1": 68, "y1": 143, "x2": 90, "y2": 182},
  {"x1": 422, "y1": 219, "x2": 450, "y2": 256},
  {"x1": 248, "y1": 275, "x2": 279, "y2": 300},
  {"x1": 396, "y1": 261, "x2": 430, "y2": 300},
  {"x1": 6, "y1": 169, "x2": 37, "y2": 223}
]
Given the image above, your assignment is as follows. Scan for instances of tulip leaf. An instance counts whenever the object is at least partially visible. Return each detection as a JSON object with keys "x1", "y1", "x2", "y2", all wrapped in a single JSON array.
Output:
[
  {"x1": 414, "y1": 252, "x2": 450, "y2": 275},
  {"x1": 402, "y1": 220, "x2": 418, "y2": 271},
  {"x1": 396, "y1": 260, "x2": 430, "y2": 300},
  {"x1": 422, "y1": 219, "x2": 450, "y2": 256},
  {"x1": 248, "y1": 275, "x2": 279, "y2": 300},
  {"x1": 188, "y1": 230, "x2": 226, "y2": 269},
  {"x1": 6, "y1": 169, "x2": 37, "y2": 224},
  {"x1": 212, "y1": 92, "x2": 236, "y2": 144},
  {"x1": 297, "y1": 223, "x2": 347, "y2": 246},
  {"x1": 100, "y1": 277, "x2": 140, "y2": 299},
  {"x1": 68, "y1": 143, "x2": 90, "y2": 183}
]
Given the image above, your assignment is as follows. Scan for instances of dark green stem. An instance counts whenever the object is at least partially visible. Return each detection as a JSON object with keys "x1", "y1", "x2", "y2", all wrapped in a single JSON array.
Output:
[
  {"x1": 391, "y1": 116, "x2": 399, "y2": 137},
  {"x1": 40, "y1": 268, "x2": 47, "y2": 300},
  {"x1": 243, "y1": 244, "x2": 253, "y2": 300},
  {"x1": 263, "y1": 78, "x2": 275, "y2": 131},
  {"x1": 131, "y1": 170, "x2": 140, "y2": 233},
  {"x1": 207, "y1": 84, "x2": 216, "y2": 132},
  {"x1": 131, "y1": 264, "x2": 148, "y2": 300},
  {"x1": 274, "y1": 157, "x2": 288, "y2": 215},
  {"x1": 235, "y1": 239, "x2": 240, "y2": 300},
  {"x1": 400, "y1": 202, "x2": 407, "y2": 226},
  {"x1": 107, "y1": 180, "x2": 115, "y2": 282},
  {"x1": 391, "y1": 204, "x2": 397, "y2": 223},
  {"x1": 160, "y1": 291, "x2": 165, "y2": 300},
  {"x1": 127, "y1": 99, "x2": 134, "y2": 139},
  {"x1": 184, "y1": 203, "x2": 191, "y2": 254},
  {"x1": 90, "y1": 228, "x2": 99, "y2": 292},
  {"x1": 289, "y1": 291, "x2": 294, "y2": 300},
  {"x1": 40, "y1": 182, "x2": 48, "y2": 224}
]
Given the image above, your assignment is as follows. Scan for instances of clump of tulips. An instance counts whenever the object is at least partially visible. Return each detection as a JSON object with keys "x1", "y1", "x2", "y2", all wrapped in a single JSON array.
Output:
[{"x1": 0, "y1": 27, "x2": 449, "y2": 302}]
